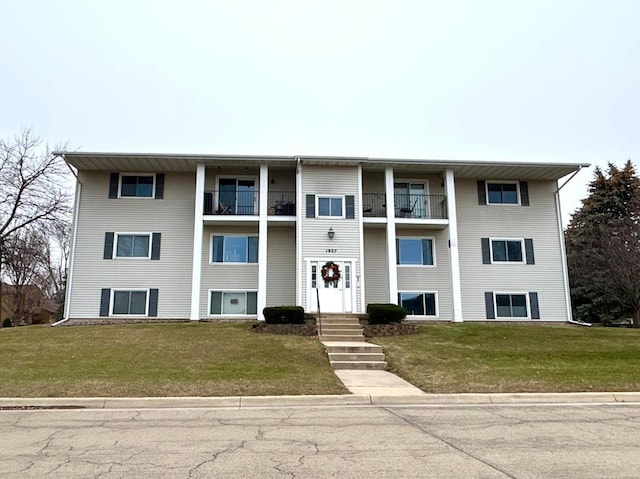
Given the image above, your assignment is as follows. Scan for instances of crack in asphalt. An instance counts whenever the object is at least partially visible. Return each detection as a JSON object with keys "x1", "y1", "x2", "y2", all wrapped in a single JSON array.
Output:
[{"x1": 383, "y1": 407, "x2": 519, "y2": 479}]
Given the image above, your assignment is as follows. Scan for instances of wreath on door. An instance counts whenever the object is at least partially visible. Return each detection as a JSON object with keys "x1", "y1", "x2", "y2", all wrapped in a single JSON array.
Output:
[{"x1": 321, "y1": 261, "x2": 341, "y2": 283}]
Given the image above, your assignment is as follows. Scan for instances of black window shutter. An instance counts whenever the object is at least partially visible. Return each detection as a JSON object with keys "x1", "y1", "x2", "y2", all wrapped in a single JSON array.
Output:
[
  {"x1": 485, "y1": 292, "x2": 495, "y2": 319},
  {"x1": 108, "y1": 173, "x2": 119, "y2": 199},
  {"x1": 529, "y1": 292, "x2": 540, "y2": 319},
  {"x1": 477, "y1": 181, "x2": 487, "y2": 205},
  {"x1": 345, "y1": 195, "x2": 355, "y2": 219},
  {"x1": 248, "y1": 237, "x2": 259, "y2": 263},
  {"x1": 151, "y1": 233, "x2": 161, "y2": 260},
  {"x1": 104, "y1": 232, "x2": 114, "y2": 259},
  {"x1": 155, "y1": 174, "x2": 165, "y2": 199},
  {"x1": 519, "y1": 181, "x2": 529, "y2": 206},
  {"x1": 421, "y1": 239, "x2": 433, "y2": 265},
  {"x1": 306, "y1": 194, "x2": 315, "y2": 218},
  {"x1": 524, "y1": 239, "x2": 535, "y2": 264},
  {"x1": 148, "y1": 289, "x2": 159, "y2": 317},
  {"x1": 212, "y1": 236, "x2": 224, "y2": 262},
  {"x1": 99, "y1": 289, "x2": 111, "y2": 316},
  {"x1": 481, "y1": 238, "x2": 491, "y2": 264},
  {"x1": 396, "y1": 239, "x2": 400, "y2": 264}
]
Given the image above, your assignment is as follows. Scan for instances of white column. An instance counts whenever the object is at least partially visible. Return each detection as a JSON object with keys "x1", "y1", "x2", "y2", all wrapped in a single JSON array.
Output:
[
  {"x1": 257, "y1": 164, "x2": 269, "y2": 320},
  {"x1": 555, "y1": 189, "x2": 573, "y2": 322},
  {"x1": 385, "y1": 167, "x2": 398, "y2": 304},
  {"x1": 445, "y1": 169, "x2": 463, "y2": 322},
  {"x1": 63, "y1": 179, "x2": 81, "y2": 320},
  {"x1": 295, "y1": 157, "x2": 303, "y2": 307},
  {"x1": 190, "y1": 164, "x2": 205, "y2": 321},
  {"x1": 357, "y1": 164, "x2": 366, "y2": 313}
]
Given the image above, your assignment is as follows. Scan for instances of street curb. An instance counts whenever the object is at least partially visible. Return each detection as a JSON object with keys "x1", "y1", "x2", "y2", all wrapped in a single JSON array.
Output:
[{"x1": 1, "y1": 392, "x2": 639, "y2": 409}]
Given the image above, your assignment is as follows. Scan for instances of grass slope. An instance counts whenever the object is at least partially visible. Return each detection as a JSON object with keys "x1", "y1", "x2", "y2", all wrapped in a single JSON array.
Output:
[
  {"x1": 0, "y1": 323, "x2": 347, "y2": 397},
  {"x1": 375, "y1": 323, "x2": 640, "y2": 393}
]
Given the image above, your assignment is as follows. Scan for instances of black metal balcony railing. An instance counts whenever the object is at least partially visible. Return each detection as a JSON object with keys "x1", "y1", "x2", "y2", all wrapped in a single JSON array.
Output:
[
  {"x1": 268, "y1": 191, "x2": 296, "y2": 216},
  {"x1": 394, "y1": 194, "x2": 447, "y2": 219},
  {"x1": 203, "y1": 191, "x2": 296, "y2": 216},
  {"x1": 362, "y1": 193, "x2": 387, "y2": 217}
]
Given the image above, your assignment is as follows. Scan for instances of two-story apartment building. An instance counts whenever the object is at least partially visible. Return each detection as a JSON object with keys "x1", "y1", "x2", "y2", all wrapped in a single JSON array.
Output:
[{"x1": 58, "y1": 152, "x2": 586, "y2": 323}]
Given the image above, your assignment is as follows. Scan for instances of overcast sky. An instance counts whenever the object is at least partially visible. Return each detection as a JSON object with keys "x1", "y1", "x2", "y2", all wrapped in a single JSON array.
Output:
[{"x1": 1, "y1": 0, "x2": 638, "y2": 223}]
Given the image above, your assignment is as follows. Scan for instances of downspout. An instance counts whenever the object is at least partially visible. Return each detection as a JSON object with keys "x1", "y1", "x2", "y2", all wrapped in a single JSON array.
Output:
[
  {"x1": 555, "y1": 166, "x2": 591, "y2": 327},
  {"x1": 52, "y1": 154, "x2": 80, "y2": 326}
]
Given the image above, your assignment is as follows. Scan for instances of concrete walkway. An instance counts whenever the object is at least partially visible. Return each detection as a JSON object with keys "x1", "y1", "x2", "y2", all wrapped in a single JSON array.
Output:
[{"x1": 335, "y1": 370, "x2": 426, "y2": 396}]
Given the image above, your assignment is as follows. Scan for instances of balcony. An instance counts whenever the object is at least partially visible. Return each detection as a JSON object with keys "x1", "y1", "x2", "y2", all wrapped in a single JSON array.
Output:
[
  {"x1": 362, "y1": 193, "x2": 447, "y2": 219},
  {"x1": 394, "y1": 194, "x2": 447, "y2": 219},
  {"x1": 203, "y1": 191, "x2": 296, "y2": 216}
]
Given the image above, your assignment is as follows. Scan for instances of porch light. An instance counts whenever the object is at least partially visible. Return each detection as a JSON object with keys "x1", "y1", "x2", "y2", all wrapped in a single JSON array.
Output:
[{"x1": 327, "y1": 227, "x2": 335, "y2": 240}]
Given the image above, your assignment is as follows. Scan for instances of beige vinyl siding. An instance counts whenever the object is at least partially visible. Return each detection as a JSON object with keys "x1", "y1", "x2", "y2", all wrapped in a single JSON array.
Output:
[
  {"x1": 200, "y1": 225, "x2": 259, "y2": 317},
  {"x1": 69, "y1": 171, "x2": 195, "y2": 319},
  {"x1": 456, "y1": 179, "x2": 567, "y2": 321},
  {"x1": 301, "y1": 165, "x2": 362, "y2": 310},
  {"x1": 362, "y1": 170, "x2": 385, "y2": 194},
  {"x1": 266, "y1": 226, "x2": 296, "y2": 306},
  {"x1": 363, "y1": 228, "x2": 389, "y2": 305},
  {"x1": 396, "y1": 229, "x2": 452, "y2": 319}
]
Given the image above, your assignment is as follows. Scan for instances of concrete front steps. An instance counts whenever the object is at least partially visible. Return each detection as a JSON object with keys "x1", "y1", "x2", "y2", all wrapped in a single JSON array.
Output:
[{"x1": 316, "y1": 314, "x2": 387, "y2": 370}]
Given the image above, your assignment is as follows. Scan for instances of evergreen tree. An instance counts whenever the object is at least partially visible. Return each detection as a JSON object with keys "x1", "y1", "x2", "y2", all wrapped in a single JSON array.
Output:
[{"x1": 566, "y1": 160, "x2": 640, "y2": 327}]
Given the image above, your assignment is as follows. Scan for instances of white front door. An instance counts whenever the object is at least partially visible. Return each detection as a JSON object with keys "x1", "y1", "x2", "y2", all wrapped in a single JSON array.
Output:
[{"x1": 309, "y1": 261, "x2": 353, "y2": 313}]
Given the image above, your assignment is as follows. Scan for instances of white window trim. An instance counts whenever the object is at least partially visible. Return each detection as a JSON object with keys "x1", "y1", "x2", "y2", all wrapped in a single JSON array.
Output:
[
  {"x1": 118, "y1": 173, "x2": 156, "y2": 199},
  {"x1": 493, "y1": 291, "x2": 530, "y2": 319},
  {"x1": 398, "y1": 291, "x2": 439, "y2": 318},
  {"x1": 209, "y1": 234, "x2": 259, "y2": 265},
  {"x1": 207, "y1": 289, "x2": 259, "y2": 317},
  {"x1": 486, "y1": 180, "x2": 520, "y2": 206},
  {"x1": 113, "y1": 232, "x2": 153, "y2": 260},
  {"x1": 393, "y1": 179, "x2": 430, "y2": 194},
  {"x1": 489, "y1": 238, "x2": 525, "y2": 264},
  {"x1": 396, "y1": 236, "x2": 437, "y2": 267},
  {"x1": 316, "y1": 195, "x2": 345, "y2": 219},
  {"x1": 110, "y1": 288, "x2": 150, "y2": 317}
]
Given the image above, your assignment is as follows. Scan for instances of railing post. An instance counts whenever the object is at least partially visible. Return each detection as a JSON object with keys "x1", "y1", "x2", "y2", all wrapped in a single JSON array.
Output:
[{"x1": 316, "y1": 288, "x2": 322, "y2": 336}]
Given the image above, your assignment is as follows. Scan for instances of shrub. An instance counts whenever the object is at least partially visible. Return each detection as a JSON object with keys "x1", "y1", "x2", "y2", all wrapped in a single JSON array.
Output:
[
  {"x1": 366, "y1": 304, "x2": 407, "y2": 325},
  {"x1": 2, "y1": 318, "x2": 13, "y2": 328},
  {"x1": 263, "y1": 306, "x2": 305, "y2": 324}
]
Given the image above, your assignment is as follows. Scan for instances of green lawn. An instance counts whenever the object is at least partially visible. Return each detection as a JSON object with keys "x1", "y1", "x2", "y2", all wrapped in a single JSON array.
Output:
[
  {"x1": 0, "y1": 323, "x2": 347, "y2": 397},
  {"x1": 374, "y1": 323, "x2": 640, "y2": 393}
]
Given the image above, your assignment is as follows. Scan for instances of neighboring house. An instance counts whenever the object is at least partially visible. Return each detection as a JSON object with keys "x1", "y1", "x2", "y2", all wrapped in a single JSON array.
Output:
[
  {"x1": 57, "y1": 152, "x2": 587, "y2": 323},
  {"x1": 0, "y1": 283, "x2": 57, "y2": 326}
]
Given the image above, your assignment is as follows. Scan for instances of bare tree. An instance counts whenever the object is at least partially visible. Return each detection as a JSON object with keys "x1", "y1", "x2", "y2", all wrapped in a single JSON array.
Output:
[
  {"x1": 0, "y1": 129, "x2": 72, "y2": 317},
  {"x1": 2, "y1": 228, "x2": 49, "y2": 324}
]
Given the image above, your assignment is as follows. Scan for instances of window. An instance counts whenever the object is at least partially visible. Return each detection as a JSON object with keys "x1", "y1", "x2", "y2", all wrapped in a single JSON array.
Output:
[
  {"x1": 481, "y1": 238, "x2": 534, "y2": 265},
  {"x1": 100, "y1": 288, "x2": 158, "y2": 317},
  {"x1": 317, "y1": 196, "x2": 344, "y2": 217},
  {"x1": 485, "y1": 291, "x2": 539, "y2": 319},
  {"x1": 121, "y1": 175, "x2": 154, "y2": 198},
  {"x1": 211, "y1": 236, "x2": 258, "y2": 263},
  {"x1": 112, "y1": 290, "x2": 148, "y2": 315},
  {"x1": 491, "y1": 239, "x2": 523, "y2": 263},
  {"x1": 495, "y1": 293, "x2": 528, "y2": 318},
  {"x1": 394, "y1": 181, "x2": 427, "y2": 218},
  {"x1": 115, "y1": 234, "x2": 151, "y2": 258},
  {"x1": 398, "y1": 292, "x2": 437, "y2": 316},
  {"x1": 397, "y1": 238, "x2": 434, "y2": 265},
  {"x1": 209, "y1": 291, "x2": 258, "y2": 315},
  {"x1": 109, "y1": 173, "x2": 164, "y2": 199},
  {"x1": 487, "y1": 182, "x2": 518, "y2": 204}
]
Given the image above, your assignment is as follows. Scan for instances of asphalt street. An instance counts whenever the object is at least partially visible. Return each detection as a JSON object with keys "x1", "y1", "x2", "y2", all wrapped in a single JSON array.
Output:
[{"x1": 1, "y1": 402, "x2": 639, "y2": 478}]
